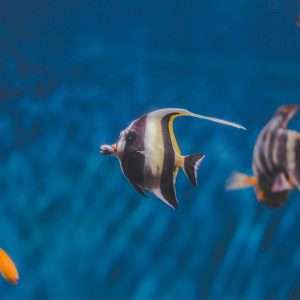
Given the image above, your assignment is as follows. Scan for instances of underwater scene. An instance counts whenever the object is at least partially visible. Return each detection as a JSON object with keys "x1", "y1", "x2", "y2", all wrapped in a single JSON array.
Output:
[{"x1": 1, "y1": 0, "x2": 300, "y2": 299}]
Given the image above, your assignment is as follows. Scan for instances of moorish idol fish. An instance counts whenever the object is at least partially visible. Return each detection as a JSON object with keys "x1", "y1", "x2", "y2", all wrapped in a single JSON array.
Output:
[
  {"x1": 0, "y1": 248, "x2": 19, "y2": 285},
  {"x1": 101, "y1": 108, "x2": 245, "y2": 208},
  {"x1": 227, "y1": 104, "x2": 300, "y2": 208}
]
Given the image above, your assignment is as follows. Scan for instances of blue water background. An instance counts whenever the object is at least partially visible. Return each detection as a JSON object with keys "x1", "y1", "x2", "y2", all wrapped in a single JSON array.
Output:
[{"x1": 1, "y1": 1, "x2": 300, "y2": 299}]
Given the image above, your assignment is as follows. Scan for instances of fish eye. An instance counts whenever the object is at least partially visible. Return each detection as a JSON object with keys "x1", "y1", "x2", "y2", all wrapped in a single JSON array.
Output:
[{"x1": 126, "y1": 131, "x2": 136, "y2": 143}]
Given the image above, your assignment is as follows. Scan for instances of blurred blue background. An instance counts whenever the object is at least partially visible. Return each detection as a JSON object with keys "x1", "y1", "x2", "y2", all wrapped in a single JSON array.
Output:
[{"x1": 0, "y1": 1, "x2": 300, "y2": 299}]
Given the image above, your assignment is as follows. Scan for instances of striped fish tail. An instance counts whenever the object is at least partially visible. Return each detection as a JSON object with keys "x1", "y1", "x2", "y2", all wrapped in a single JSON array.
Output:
[
  {"x1": 226, "y1": 172, "x2": 257, "y2": 190},
  {"x1": 183, "y1": 154, "x2": 205, "y2": 186}
]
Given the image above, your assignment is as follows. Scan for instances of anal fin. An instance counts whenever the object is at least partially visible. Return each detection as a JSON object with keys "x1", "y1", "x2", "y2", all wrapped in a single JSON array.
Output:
[
  {"x1": 153, "y1": 187, "x2": 178, "y2": 209},
  {"x1": 272, "y1": 173, "x2": 293, "y2": 193}
]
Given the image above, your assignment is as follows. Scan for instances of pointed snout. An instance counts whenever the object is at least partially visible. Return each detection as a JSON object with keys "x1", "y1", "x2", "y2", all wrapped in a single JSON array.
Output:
[{"x1": 100, "y1": 143, "x2": 117, "y2": 155}]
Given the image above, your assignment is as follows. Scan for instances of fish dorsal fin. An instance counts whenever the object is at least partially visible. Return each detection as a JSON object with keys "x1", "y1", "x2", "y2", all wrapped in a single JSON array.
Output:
[
  {"x1": 272, "y1": 173, "x2": 293, "y2": 193},
  {"x1": 149, "y1": 108, "x2": 245, "y2": 158},
  {"x1": 186, "y1": 111, "x2": 246, "y2": 129},
  {"x1": 149, "y1": 108, "x2": 246, "y2": 130},
  {"x1": 276, "y1": 104, "x2": 300, "y2": 128}
]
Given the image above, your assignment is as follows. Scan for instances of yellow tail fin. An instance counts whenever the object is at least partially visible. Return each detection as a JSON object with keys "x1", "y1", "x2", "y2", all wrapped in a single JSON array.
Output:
[{"x1": 226, "y1": 172, "x2": 257, "y2": 190}]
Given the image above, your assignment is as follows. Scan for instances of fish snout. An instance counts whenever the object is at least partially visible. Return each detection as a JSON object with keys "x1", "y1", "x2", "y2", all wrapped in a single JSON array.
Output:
[{"x1": 100, "y1": 144, "x2": 117, "y2": 155}]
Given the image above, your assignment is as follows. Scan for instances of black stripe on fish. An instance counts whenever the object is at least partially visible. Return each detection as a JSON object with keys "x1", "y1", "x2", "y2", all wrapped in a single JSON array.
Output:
[
  {"x1": 274, "y1": 130, "x2": 288, "y2": 172},
  {"x1": 256, "y1": 129, "x2": 291, "y2": 206},
  {"x1": 121, "y1": 115, "x2": 147, "y2": 195},
  {"x1": 253, "y1": 127, "x2": 285, "y2": 197},
  {"x1": 254, "y1": 115, "x2": 284, "y2": 177},
  {"x1": 160, "y1": 114, "x2": 178, "y2": 208},
  {"x1": 267, "y1": 129, "x2": 289, "y2": 179},
  {"x1": 294, "y1": 138, "x2": 300, "y2": 183},
  {"x1": 255, "y1": 130, "x2": 274, "y2": 178},
  {"x1": 267, "y1": 128, "x2": 280, "y2": 173},
  {"x1": 121, "y1": 150, "x2": 146, "y2": 196}
]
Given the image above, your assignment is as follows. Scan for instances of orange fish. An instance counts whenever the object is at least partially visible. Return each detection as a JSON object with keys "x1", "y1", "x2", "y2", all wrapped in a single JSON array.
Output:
[{"x1": 0, "y1": 248, "x2": 19, "y2": 285}]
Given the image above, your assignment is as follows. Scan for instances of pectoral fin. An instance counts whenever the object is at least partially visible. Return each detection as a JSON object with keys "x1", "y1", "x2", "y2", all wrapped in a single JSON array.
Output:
[{"x1": 272, "y1": 173, "x2": 293, "y2": 193}]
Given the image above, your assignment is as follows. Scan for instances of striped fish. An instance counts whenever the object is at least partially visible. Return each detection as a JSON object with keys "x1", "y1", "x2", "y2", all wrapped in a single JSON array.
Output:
[
  {"x1": 101, "y1": 108, "x2": 245, "y2": 208},
  {"x1": 0, "y1": 248, "x2": 19, "y2": 285},
  {"x1": 227, "y1": 104, "x2": 300, "y2": 208}
]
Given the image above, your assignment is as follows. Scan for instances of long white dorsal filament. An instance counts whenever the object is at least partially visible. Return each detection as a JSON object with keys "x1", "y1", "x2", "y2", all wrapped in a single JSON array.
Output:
[{"x1": 188, "y1": 112, "x2": 246, "y2": 130}]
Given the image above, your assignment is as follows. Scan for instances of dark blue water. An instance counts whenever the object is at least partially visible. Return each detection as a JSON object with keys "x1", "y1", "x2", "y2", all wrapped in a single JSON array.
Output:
[{"x1": 1, "y1": 1, "x2": 300, "y2": 299}]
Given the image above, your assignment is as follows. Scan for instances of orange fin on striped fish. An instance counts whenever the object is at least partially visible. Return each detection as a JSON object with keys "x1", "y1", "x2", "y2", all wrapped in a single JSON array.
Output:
[
  {"x1": 277, "y1": 104, "x2": 300, "y2": 127},
  {"x1": 272, "y1": 173, "x2": 293, "y2": 193},
  {"x1": 0, "y1": 249, "x2": 19, "y2": 285},
  {"x1": 226, "y1": 172, "x2": 257, "y2": 190}
]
